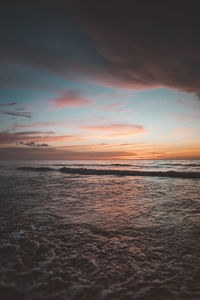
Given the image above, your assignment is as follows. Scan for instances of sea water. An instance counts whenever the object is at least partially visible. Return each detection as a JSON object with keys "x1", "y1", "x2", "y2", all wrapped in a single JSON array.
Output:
[{"x1": 0, "y1": 160, "x2": 200, "y2": 299}]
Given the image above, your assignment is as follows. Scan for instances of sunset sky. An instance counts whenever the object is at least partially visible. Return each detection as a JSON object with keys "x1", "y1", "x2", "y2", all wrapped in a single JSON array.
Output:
[{"x1": 0, "y1": 1, "x2": 200, "y2": 160}]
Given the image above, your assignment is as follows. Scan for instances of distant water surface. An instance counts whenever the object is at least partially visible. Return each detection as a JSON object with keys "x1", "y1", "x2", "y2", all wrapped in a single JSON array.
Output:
[
  {"x1": 2, "y1": 158, "x2": 200, "y2": 172},
  {"x1": 0, "y1": 160, "x2": 200, "y2": 299}
]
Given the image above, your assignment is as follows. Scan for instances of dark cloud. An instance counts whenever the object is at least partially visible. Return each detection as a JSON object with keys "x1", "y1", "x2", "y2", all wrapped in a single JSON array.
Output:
[
  {"x1": 0, "y1": 131, "x2": 82, "y2": 145},
  {"x1": 19, "y1": 141, "x2": 49, "y2": 147},
  {"x1": 37, "y1": 143, "x2": 49, "y2": 147},
  {"x1": 0, "y1": 1, "x2": 200, "y2": 98},
  {"x1": 0, "y1": 131, "x2": 53, "y2": 145},
  {"x1": 19, "y1": 141, "x2": 37, "y2": 147},
  {"x1": 0, "y1": 101, "x2": 31, "y2": 118},
  {"x1": 0, "y1": 1, "x2": 104, "y2": 89},
  {"x1": 68, "y1": 1, "x2": 200, "y2": 97},
  {"x1": 0, "y1": 109, "x2": 31, "y2": 118},
  {"x1": 0, "y1": 102, "x2": 17, "y2": 106},
  {"x1": 17, "y1": 131, "x2": 55, "y2": 135}
]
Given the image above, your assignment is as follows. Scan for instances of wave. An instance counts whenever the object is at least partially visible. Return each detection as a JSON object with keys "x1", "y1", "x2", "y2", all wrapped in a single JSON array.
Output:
[
  {"x1": 110, "y1": 163, "x2": 133, "y2": 167},
  {"x1": 59, "y1": 167, "x2": 200, "y2": 178},
  {"x1": 160, "y1": 163, "x2": 200, "y2": 167},
  {"x1": 18, "y1": 166, "x2": 200, "y2": 179},
  {"x1": 51, "y1": 162, "x2": 200, "y2": 169},
  {"x1": 18, "y1": 167, "x2": 54, "y2": 172}
]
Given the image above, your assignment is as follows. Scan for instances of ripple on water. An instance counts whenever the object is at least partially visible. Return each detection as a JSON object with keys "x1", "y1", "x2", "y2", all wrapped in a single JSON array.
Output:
[{"x1": 0, "y1": 169, "x2": 200, "y2": 299}]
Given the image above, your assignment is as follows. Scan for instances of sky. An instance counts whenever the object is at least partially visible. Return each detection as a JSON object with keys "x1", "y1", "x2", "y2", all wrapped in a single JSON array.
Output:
[{"x1": 0, "y1": 1, "x2": 200, "y2": 160}]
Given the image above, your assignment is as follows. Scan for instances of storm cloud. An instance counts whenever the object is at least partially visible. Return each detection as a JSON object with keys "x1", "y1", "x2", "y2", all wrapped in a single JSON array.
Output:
[
  {"x1": 68, "y1": 1, "x2": 200, "y2": 97},
  {"x1": 1, "y1": 1, "x2": 200, "y2": 98}
]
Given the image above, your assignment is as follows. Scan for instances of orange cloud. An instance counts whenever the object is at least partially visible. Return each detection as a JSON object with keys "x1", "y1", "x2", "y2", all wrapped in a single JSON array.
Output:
[
  {"x1": 1, "y1": 140, "x2": 200, "y2": 160},
  {"x1": 34, "y1": 135, "x2": 86, "y2": 143},
  {"x1": 57, "y1": 142, "x2": 168, "y2": 159},
  {"x1": 82, "y1": 123, "x2": 147, "y2": 138},
  {"x1": 60, "y1": 143, "x2": 108, "y2": 150},
  {"x1": 59, "y1": 142, "x2": 148, "y2": 151},
  {"x1": 0, "y1": 147, "x2": 137, "y2": 160},
  {"x1": 0, "y1": 131, "x2": 85, "y2": 146}
]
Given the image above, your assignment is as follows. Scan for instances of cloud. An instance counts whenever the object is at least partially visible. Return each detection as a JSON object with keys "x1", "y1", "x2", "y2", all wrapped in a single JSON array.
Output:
[
  {"x1": 51, "y1": 90, "x2": 93, "y2": 110},
  {"x1": 0, "y1": 131, "x2": 52, "y2": 145},
  {"x1": 34, "y1": 135, "x2": 86, "y2": 143},
  {"x1": 173, "y1": 112, "x2": 200, "y2": 122},
  {"x1": 17, "y1": 131, "x2": 55, "y2": 135},
  {"x1": 0, "y1": 2, "x2": 105, "y2": 89},
  {"x1": 1, "y1": 2, "x2": 200, "y2": 101},
  {"x1": 12, "y1": 121, "x2": 68, "y2": 130},
  {"x1": 19, "y1": 141, "x2": 37, "y2": 147},
  {"x1": 101, "y1": 102, "x2": 124, "y2": 112},
  {"x1": 1, "y1": 138, "x2": 200, "y2": 160},
  {"x1": 67, "y1": 2, "x2": 200, "y2": 98},
  {"x1": 0, "y1": 109, "x2": 32, "y2": 118},
  {"x1": 0, "y1": 131, "x2": 83, "y2": 145},
  {"x1": 19, "y1": 141, "x2": 49, "y2": 147},
  {"x1": 59, "y1": 142, "x2": 150, "y2": 152},
  {"x1": 11, "y1": 118, "x2": 106, "y2": 131},
  {"x1": 0, "y1": 102, "x2": 32, "y2": 118},
  {"x1": 0, "y1": 102, "x2": 17, "y2": 106},
  {"x1": 1, "y1": 144, "x2": 199, "y2": 160},
  {"x1": 82, "y1": 123, "x2": 147, "y2": 138},
  {"x1": 173, "y1": 128, "x2": 192, "y2": 137},
  {"x1": 0, "y1": 146, "x2": 137, "y2": 160},
  {"x1": 37, "y1": 143, "x2": 48, "y2": 147},
  {"x1": 82, "y1": 124, "x2": 145, "y2": 131}
]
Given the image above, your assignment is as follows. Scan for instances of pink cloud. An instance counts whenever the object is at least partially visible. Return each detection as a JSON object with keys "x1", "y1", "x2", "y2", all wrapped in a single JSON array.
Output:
[
  {"x1": 51, "y1": 90, "x2": 93, "y2": 110},
  {"x1": 101, "y1": 102, "x2": 124, "y2": 112},
  {"x1": 173, "y1": 128, "x2": 192, "y2": 137},
  {"x1": 173, "y1": 112, "x2": 200, "y2": 122}
]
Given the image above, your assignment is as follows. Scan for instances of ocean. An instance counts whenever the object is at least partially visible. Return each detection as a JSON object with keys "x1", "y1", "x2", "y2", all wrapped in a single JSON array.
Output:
[{"x1": 0, "y1": 160, "x2": 200, "y2": 299}]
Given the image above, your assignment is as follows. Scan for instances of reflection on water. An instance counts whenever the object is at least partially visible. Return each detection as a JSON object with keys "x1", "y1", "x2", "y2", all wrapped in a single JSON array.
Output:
[
  {"x1": 48, "y1": 175, "x2": 200, "y2": 231},
  {"x1": 0, "y1": 162, "x2": 200, "y2": 299}
]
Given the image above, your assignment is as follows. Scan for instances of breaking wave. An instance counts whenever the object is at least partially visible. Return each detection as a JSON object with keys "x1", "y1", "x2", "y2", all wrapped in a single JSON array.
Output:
[
  {"x1": 160, "y1": 163, "x2": 200, "y2": 167},
  {"x1": 18, "y1": 166, "x2": 200, "y2": 179}
]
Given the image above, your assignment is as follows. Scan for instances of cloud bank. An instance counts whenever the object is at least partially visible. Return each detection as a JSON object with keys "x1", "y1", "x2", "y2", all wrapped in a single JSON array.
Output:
[
  {"x1": 1, "y1": 1, "x2": 200, "y2": 98},
  {"x1": 68, "y1": 1, "x2": 200, "y2": 97}
]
